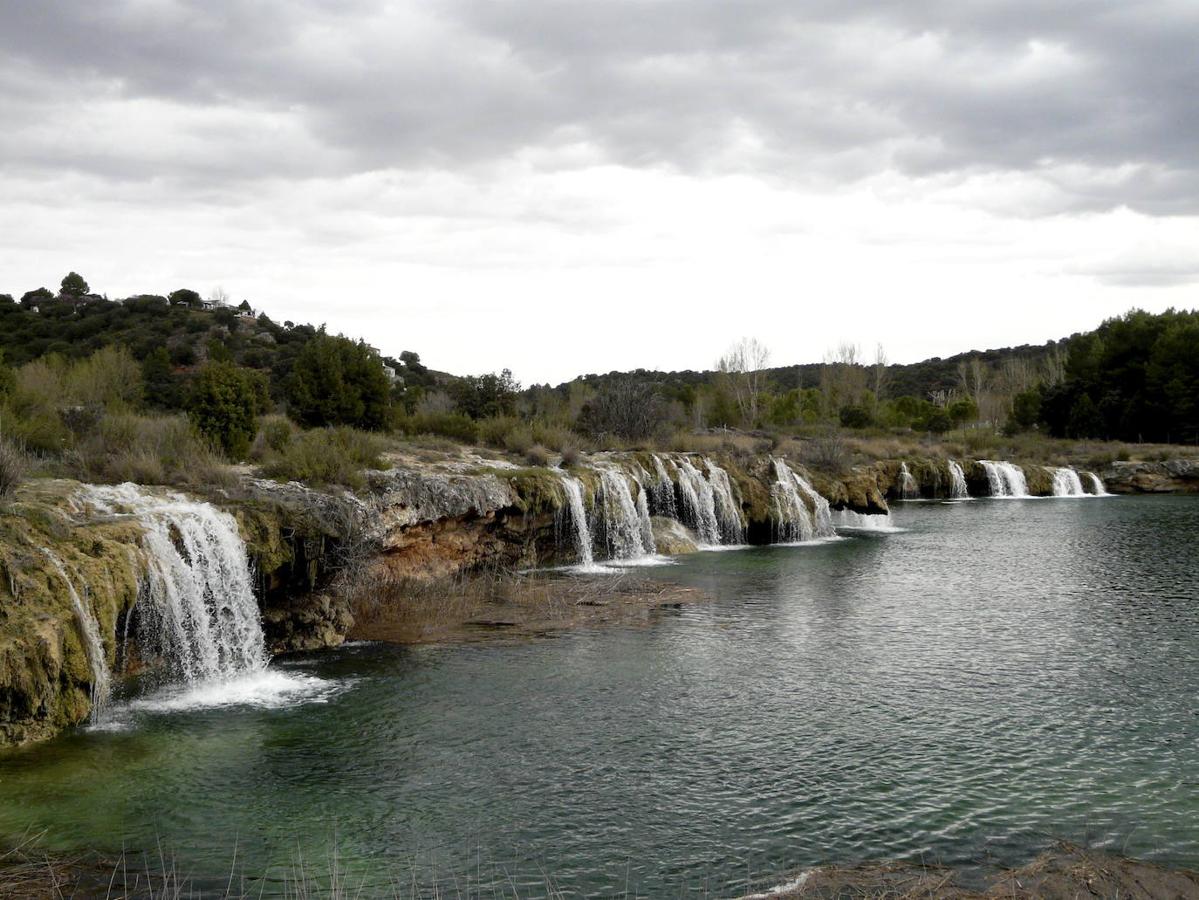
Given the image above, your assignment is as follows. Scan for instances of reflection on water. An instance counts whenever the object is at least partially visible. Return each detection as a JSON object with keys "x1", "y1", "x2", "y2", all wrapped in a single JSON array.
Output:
[{"x1": 1, "y1": 496, "x2": 1197, "y2": 896}]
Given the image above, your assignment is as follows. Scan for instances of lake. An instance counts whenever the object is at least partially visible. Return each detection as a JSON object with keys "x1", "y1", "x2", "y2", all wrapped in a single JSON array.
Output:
[{"x1": 1, "y1": 495, "x2": 1196, "y2": 896}]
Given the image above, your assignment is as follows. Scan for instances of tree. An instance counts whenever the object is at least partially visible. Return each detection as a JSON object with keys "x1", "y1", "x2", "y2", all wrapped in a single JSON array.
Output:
[
  {"x1": 716, "y1": 337, "x2": 771, "y2": 426},
  {"x1": 20, "y1": 288, "x2": 53, "y2": 307},
  {"x1": 1009, "y1": 388, "x2": 1042, "y2": 432},
  {"x1": 947, "y1": 396, "x2": 978, "y2": 428},
  {"x1": 286, "y1": 331, "x2": 392, "y2": 429},
  {"x1": 168, "y1": 288, "x2": 203, "y2": 308},
  {"x1": 142, "y1": 346, "x2": 179, "y2": 409},
  {"x1": 450, "y1": 369, "x2": 521, "y2": 419},
  {"x1": 60, "y1": 272, "x2": 90, "y2": 298},
  {"x1": 187, "y1": 362, "x2": 263, "y2": 458},
  {"x1": 237, "y1": 299, "x2": 252, "y2": 312},
  {"x1": 578, "y1": 377, "x2": 663, "y2": 440},
  {"x1": 1067, "y1": 393, "x2": 1103, "y2": 439}
]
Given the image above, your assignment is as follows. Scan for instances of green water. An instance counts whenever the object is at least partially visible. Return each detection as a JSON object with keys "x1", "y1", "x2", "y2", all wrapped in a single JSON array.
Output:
[{"x1": 1, "y1": 495, "x2": 1197, "y2": 896}]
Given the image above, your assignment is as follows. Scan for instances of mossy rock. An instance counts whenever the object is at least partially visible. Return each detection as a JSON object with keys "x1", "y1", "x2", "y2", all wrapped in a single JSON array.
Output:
[{"x1": 0, "y1": 480, "x2": 144, "y2": 747}]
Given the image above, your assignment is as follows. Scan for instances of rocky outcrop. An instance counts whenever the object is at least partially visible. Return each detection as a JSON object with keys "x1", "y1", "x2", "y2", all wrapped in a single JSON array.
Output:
[
  {"x1": 0, "y1": 481, "x2": 142, "y2": 746},
  {"x1": 1101, "y1": 459, "x2": 1199, "y2": 493}
]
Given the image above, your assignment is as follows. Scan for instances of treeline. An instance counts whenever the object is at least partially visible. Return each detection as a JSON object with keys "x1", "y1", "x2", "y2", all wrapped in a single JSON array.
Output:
[
  {"x1": 1, "y1": 271, "x2": 1195, "y2": 499},
  {"x1": 1039, "y1": 309, "x2": 1199, "y2": 443}
]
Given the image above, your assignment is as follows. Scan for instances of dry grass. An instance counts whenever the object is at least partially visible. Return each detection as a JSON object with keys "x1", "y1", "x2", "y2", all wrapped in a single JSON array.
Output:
[{"x1": 0, "y1": 436, "x2": 26, "y2": 502}]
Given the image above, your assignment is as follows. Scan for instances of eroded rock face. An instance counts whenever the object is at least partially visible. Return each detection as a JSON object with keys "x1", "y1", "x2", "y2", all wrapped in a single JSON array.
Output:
[
  {"x1": 0, "y1": 481, "x2": 142, "y2": 746},
  {"x1": 652, "y1": 517, "x2": 700, "y2": 555},
  {"x1": 1101, "y1": 460, "x2": 1199, "y2": 493}
]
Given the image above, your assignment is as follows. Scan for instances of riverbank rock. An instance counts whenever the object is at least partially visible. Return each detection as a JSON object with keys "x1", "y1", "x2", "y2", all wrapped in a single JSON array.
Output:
[
  {"x1": 1101, "y1": 459, "x2": 1199, "y2": 493},
  {"x1": 652, "y1": 517, "x2": 700, "y2": 555}
]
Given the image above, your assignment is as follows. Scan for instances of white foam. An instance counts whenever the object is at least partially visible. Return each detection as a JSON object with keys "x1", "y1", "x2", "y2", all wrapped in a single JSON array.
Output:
[{"x1": 126, "y1": 670, "x2": 340, "y2": 714}]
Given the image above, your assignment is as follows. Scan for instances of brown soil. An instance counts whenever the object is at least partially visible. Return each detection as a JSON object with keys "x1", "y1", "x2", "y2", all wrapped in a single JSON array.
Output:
[
  {"x1": 347, "y1": 569, "x2": 709, "y2": 645},
  {"x1": 747, "y1": 843, "x2": 1199, "y2": 899}
]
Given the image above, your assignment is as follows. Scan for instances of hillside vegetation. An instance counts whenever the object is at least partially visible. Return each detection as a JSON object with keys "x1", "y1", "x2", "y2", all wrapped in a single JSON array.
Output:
[{"x1": 1, "y1": 272, "x2": 1196, "y2": 497}]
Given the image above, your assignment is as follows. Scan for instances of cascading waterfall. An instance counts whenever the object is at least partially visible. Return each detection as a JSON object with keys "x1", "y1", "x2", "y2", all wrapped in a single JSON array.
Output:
[
  {"x1": 594, "y1": 467, "x2": 654, "y2": 560},
  {"x1": 1087, "y1": 472, "x2": 1110, "y2": 496},
  {"x1": 675, "y1": 458, "x2": 722, "y2": 546},
  {"x1": 556, "y1": 473, "x2": 595, "y2": 568},
  {"x1": 898, "y1": 462, "x2": 919, "y2": 499},
  {"x1": 770, "y1": 459, "x2": 836, "y2": 542},
  {"x1": 792, "y1": 471, "x2": 835, "y2": 537},
  {"x1": 832, "y1": 509, "x2": 898, "y2": 531},
  {"x1": 1049, "y1": 467, "x2": 1087, "y2": 497},
  {"x1": 80, "y1": 484, "x2": 266, "y2": 684},
  {"x1": 43, "y1": 548, "x2": 111, "y2": 716},
  {"x1": 706, "y1": 461, "x2": 745, "y2": 544},
  {"x1": 947, "y1": 460, "x2": 969, "y2": 499},
  {"x1": 649, "y1": 455, "x2": 678, "y2": 520},
  {"x1": 979, "y1": 461, "x2": 1030, "y2": 498},
  {"x1": 771, "y1": 458, "x2": 816, "y2": 543},
  {"x1": 629, "y1": 471, "x2": 657, "y2": 554}
]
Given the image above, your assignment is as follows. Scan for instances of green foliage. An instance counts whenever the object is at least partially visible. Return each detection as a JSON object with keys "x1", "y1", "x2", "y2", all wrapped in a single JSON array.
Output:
[
  {"x1": 250, "y1": 414, "x2": 298, "y2": 459},
  {"x1": 142, "y1": 347, "x2": 180, "y2": 410},
  {"x1": 947, "y1": 397, "x2": 978, "y2": 426},
  {"x1": 1043, "y1": 308, "x2": 1199, "y2": 442},
  {"x1": 261, "y1": 426, "x2": 387, "y2": 488},
  {"x1": 186, "y1": 362, "x2": 264, "y2": 459},
  {"x1": 286, "y1": 331, "x2": 391, "y2": 430},
  {"x1": 397, "y1": 411, "x2": 479, "y2": 444},
  {"x1": 450, "y1": 369, "x2": 520, "y2": 419},
  {"x1": 168, "y1": 288, "x2": 202, "y2": 307},
  {"x1": 60, "y1": 272, "x2": 89, "y2": 297},
  {"x1": 20, "y1": 288, "x2": 53, "y2": 307},
  {"x1": 1010, "y1": 388, "x2": 1042, "y2": 432},
  {"x1": 73, "y1": 413, "x2": 228, "y2": 486},
  {"x1": 839, "y1": 404, "x2": 873, "y2": 428}
]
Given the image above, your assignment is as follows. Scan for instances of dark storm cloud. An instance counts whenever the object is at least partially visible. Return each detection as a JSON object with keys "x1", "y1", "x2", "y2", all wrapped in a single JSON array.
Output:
[{"x1": 1, "y1": 0, "x2": 1197, "y2": 212}]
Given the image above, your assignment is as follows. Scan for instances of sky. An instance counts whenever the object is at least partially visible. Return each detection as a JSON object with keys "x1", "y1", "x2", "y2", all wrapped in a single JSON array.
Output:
[{"x1": 1, "y1": 1, "x2": 1197, "y2": 386}]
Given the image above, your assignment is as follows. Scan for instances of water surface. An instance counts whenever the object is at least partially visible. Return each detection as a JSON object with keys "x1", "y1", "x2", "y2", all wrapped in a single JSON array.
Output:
[{"x1": 1, "y1": 495, "x2": 1197, "y2": 895}]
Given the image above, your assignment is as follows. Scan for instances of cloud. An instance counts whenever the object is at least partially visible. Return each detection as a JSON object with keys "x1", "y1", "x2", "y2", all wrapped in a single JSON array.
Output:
[{"x1": 1, "y1": 1, "x2": 1197, "y2": 213}]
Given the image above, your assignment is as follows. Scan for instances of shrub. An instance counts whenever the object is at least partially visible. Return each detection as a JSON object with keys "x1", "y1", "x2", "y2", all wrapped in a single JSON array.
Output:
[
  {"x1": 559, "y1": 443, "x2": 582, "y2": 467},
  {"x1": 0, "y1": 436, "x2": 26, "y2": 500},
  {"x1": 71, "y1": 414, "x2": 227, "y2": 486},
  {"x1": 502, "y1": 426, "x2": 535, "y2": 455},
  {"x1": 524, "y1": 444, "x2": 551, "y2": 467},
  {"x1": 186, "y1": 363, "x2": 265, "y2": 459},
  {"x1": 397, "y1": 412, "x2": 479, "y2": 444},
  {"x1": 801, "y1": 433, "x2": 850, "y2": 474},
  {"x1": 250, "y1": 414, "x2": 297, "y2": 460},
  {"x1": 477, "y1": 415, "x2": 522, "y2": 448},
  {"x1": 261, "y1": 426, "x2": 389, "y2": 488},
  {"x1": 286, "y1": 331, "x2": 391, "y2": 430}
]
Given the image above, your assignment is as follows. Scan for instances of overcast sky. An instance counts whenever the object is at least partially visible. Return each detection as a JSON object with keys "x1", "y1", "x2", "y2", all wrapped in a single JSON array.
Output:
[{"x1": 2, "y1": 1, "x2": 1197, "y2": 384}]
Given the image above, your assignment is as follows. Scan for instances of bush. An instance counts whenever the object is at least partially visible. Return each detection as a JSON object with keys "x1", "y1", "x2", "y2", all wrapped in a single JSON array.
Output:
[
  {"x1": 286, "y1": 331, "x2": 391, "y2": 430},
  {"x1": 502, "y1": 426, "x2": 535, "y2": 455},
  {"x1": 397, "y1": 412, "x2": 479, "y2": 444},
  {"x1": 71, "y1": 414, "x2": 227, "y2": 486},
  {"x1": 0, "y1": 436, "x2": 26, "y2": 500},
  {"x1": 560, "y1": 444, "x2": 582, "y2": 466},
  {"x1": 801, "y1": 432, "x2": 850, "y2": 474},
  {"x1": 477, "y1": 415, "x2": 523, "y2": 448},
  {"x1": 261, "y1": 426, "x2": 388, "y2": 488},
  {"x1": 186, "y1": 363, "x2": 266, "y2": 459},
  {"x1": 250, "y1": 414, "x2": 297, "y2": 460},
  {"x1": 524, "y1": 444, "x2": 551, "y2": 466}
]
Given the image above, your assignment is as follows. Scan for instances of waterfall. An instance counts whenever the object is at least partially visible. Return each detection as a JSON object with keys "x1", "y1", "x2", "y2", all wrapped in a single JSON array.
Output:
[
  {"x1": 1049, "y1": 467, "x2": 1087, "y2": 497},
  {"x1": 792, "y1": 471, "x2": 835, "y2": 537},
  {"x1": 979, "y1": 461, "x2": 1030, "y2": 498},
  {"x1": 832, "y1": 509, "x2": 899, "y2": 532},
  {"x1": 947, "y1": 460, "x2": 969, "y2": 499},
  {"x1": 706, "y1": 461, "x2": 745, "y2": 544},
  {"x1": 898, "y1": 462, "x2": 919, "y2": 499},
  {"x1": 80, "y1": 484, "x2": 266, "y2": 684},
  {"x1": 675, "y1": 457, "x2": 722, "y2": 545},
  {"x1": 771, "y1": 459, "x2": 836, "y2": 542},
  {"x1": 1087, "y1": 472, "x2": 1110, "y2": 496},
  {"x1": 556, "y1": 473, "x2": 595, "y2": 567},
  {"x1": 594, "y1": 467, "x2": 654, "y2": 560},
  {"x1": 650, "y1": 455, "x2": 678, "y2": 519},
  {"x1": 630, "y1": 471, "x2": 657, "y2": 553},
  {"x1": 43, "y1": 548, "x2": 111, "y2": 716},
  {"x1": 771, "y1": 458, "x2": 816, "y2": 543}
]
